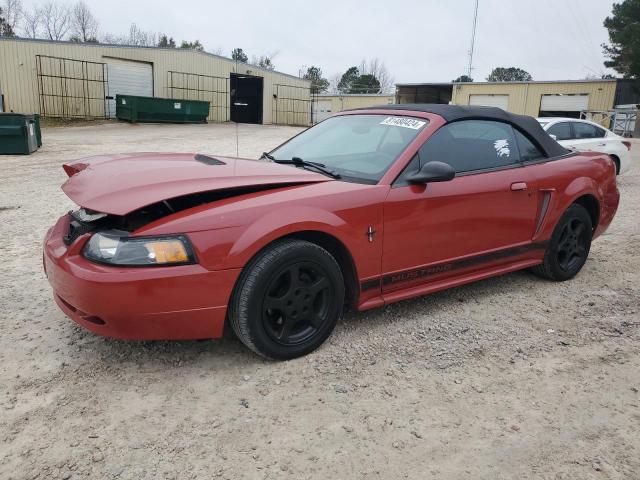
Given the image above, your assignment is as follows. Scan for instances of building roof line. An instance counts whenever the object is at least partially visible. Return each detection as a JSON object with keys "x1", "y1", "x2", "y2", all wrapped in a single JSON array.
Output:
[
  {"x1": 0, "y1": 36, "x2": 309, "y2": 83},
  {"x1": 314, "y1": 93, "x2": 394, "y2": 97},
  {"x1": 396, "y1": 79, "x2": 618, "y2": 87}
]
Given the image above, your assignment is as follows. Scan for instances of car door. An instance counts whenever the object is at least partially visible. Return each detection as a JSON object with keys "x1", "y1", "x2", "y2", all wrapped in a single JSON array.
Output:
[
  {"x1": 546, "y1": 121, "x2": 573, "y2": 147},
  {"x1": 567, "y1": 122, "x2": 607, "y2": 152},
  {"x1": 381, "y1": 120, "x2": 541, "y2": 293}
]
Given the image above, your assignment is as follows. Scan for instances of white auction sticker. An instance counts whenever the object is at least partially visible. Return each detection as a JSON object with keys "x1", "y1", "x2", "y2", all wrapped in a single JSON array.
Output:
[
  {"x1": 174, "y1": 102, "x2": 182, "y2": 109},
  {"x1": 380, "y1": 117, "x2": 426, "y2": 129}
]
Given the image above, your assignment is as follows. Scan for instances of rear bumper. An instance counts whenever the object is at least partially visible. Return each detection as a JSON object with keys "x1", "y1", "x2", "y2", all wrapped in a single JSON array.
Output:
[{"x1": 44, "y1": 215, "x2": 240, "y2": 340}]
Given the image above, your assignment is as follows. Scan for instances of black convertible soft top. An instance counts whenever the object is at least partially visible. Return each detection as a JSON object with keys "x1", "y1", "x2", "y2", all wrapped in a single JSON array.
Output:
[{"x1": 356, "y1": 103, "x2": 569, "y2": 158}]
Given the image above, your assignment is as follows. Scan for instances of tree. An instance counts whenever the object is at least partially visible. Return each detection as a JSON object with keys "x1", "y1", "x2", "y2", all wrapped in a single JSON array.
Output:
[
  {"x1": 71, "y1": 0, "x2": 98, "y2": 42},
  {"x1": 603, "y1": 0, "x2": 640, "y2": 81},
  {"x1": 180, "y1": 39, "x2": 203, "y2": 51},
  {"x1": 158, "y1": 34, "x2": 176, "y2": 48},
  {"x1": 20, "y1": 6, "x2": 40, "y2": 38},
  {"x1": 453, "y1": 75, "x2": 473, "y2": 82},
  {"x1": 231, "y1": 48, "x2": 248, "y2": 63},
  {"x1": 1, "y1": 0, "x2": 21, "y2": 35},
  {"x1": 303, "y1": 66, "x2": 329, "y2": 94},
  {"x1": 359, "y1": 58, "x2": 394, "y2": 93},
  {"x1": 40, "y1": 1, "x2": 71, "y2": 40},
  {"x1": 337, "y1": 66, "x2": 359, "y2": 93},
  {"x1": 102, "y1": 24, "x2": 155, "y2": 46},
  {"x1": 486, "y1": 67, "x2": 533, "y2": 82},
  {"x1": 351, "y1": 73, "x2": 381, "y2": 94},
  {"x1": 0, "y1": 7, "x2": 14, "y2": 36},
  {"x1": 253, "y1": 55, "x2": 275, "y2": 70}
]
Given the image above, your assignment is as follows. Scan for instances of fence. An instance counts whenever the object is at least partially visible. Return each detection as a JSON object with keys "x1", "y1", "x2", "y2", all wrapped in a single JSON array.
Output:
[
  {"x1": 36, "y1": 55, "x2": 108, "y2": 118},
  {"x1": 167, "y1": 71, "x2": 229, "y2": 122},
  {"x1": 273, "y1": 84, "x2": 312, "y2": 126}
]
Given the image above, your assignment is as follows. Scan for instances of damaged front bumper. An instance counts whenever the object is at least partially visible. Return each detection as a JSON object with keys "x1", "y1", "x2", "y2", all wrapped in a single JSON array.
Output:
[{"x1": 43, "y1": 214, "x2": 240, "y2": 340}]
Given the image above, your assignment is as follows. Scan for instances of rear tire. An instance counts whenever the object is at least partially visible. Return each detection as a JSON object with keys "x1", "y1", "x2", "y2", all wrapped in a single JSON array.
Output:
[
  {"x1": 531, "y1": 204, "x2": 592, "y2": 281},
  {"x1": 228, "y1": 239, "x2": 344, "y2": 360}
]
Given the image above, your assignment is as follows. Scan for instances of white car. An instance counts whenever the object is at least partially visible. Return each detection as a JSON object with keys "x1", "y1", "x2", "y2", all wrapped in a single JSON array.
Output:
[{"x1": 537, "y1": 118, "x2": 632, "y2": 175}]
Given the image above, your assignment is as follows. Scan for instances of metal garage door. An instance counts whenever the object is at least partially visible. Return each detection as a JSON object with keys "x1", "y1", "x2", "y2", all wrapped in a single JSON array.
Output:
[
  {"x1": 469, "y1": 94, "x2": 509, "y2": 110},
  {"x1": 312, "y1": 100, "x2": 333, "y2": 123},
  {"x1": 540, "y1": 94, "x2": 588, "y2": 112},
  {"x1": 106, "y1": 58, "x2": 153, "y2": 117}
]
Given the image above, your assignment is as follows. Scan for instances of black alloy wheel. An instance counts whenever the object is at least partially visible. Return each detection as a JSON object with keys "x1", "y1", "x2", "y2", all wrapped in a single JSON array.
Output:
[
  {"x1": 229, "y1": 239, "x2": 344, "y2": 359},
  {"x1": 531, "y1": 204, "x2": 593, "y2": 281},
  {"x1": 262, "y1": 261, "x2": 334, "y2": 346},
  {"x1": 555, "y1": 217, "x2": 590, "y2": 274}
]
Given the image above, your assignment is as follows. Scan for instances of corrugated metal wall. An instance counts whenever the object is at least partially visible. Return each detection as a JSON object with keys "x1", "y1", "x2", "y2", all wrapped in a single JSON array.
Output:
[
  {"x1": 0, "y1": 38, "x2": 310, "y2": 125},
  {"x1": 312, "y1": 94, "x2": 395, "y2": 115},
  {"x1": 452, "y1": 81, "x2": 617, "y2": 117}
]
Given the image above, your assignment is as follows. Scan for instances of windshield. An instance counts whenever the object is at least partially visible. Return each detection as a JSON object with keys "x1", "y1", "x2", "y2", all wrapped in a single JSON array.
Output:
[{"x1": 270, "y1": 114, "x2": 428, "y2": 183}]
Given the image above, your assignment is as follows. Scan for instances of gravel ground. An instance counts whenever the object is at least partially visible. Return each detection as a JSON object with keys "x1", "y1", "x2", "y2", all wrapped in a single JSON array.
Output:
[{"x1": 1, "y1": 122, "x2": 638, "y2": 480}]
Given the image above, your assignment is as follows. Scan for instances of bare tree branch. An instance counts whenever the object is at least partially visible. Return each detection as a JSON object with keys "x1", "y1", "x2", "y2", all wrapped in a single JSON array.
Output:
[
  {"x1": 2, "y1": 0, "x2": 22, "y2": 30},
  {"x1": 71, "y1": 0, "x2": 98, "y2": 42},
  {"x1": 359, "y1": 58, "x2": 394, "y2": 94},
  {"x1": 103, "y1": 23, "x2": 156, "y2": 46},
  {"x1": 20, "y1": 6, "x2": 40, "y2": 38},
  {"x1": 40, "y1": 1, "x2": 71, "y2": 40}
]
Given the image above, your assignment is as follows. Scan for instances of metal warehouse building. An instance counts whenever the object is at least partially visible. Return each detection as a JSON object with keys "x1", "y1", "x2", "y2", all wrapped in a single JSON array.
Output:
[
  {"x1": 396, "y1": 79, "x2": 638, "y2": 135},
  {"x1": 0, "y1": 37, "x2": 311, "y2": 126},
  {"x1": 311, "y1": 94, "x2": 394, "y2": 123},
  {"x1": 451, "y1": 79, "x2": 619, "y2": 117}
]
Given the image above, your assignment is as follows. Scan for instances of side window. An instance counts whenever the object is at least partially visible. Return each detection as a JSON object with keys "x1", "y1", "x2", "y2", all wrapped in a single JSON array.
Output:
[
  {"x1": 419, "y1": 120, "x2": 519, "y2": 173},
  {"x1": 547, "y1": 122, "x2": 572, "y2": 141},
  {"x1": 593, "y1": 125, "x2": 607, "y2": 138},
  {"x1": 514, "y1": 129, "x2": 546, "y2": 162},
  {"x1": 394, "y1": 154, "x2": 421, "y2": 187},
  {"x1": 572, "y1": 122, "x2": 599, "y2": 139}
]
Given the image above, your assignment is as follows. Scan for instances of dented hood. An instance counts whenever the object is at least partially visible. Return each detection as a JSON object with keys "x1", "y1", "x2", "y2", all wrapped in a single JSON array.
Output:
[{"x1": 62, "y1": 153, "x2": 331, "y2": 215}]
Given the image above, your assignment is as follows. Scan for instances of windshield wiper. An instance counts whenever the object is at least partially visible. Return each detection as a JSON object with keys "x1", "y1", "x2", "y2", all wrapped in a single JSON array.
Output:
[
  {"x1": 260, "y1": 151, "x2": 275, "y2": 161},
  {"x1": 273, "y1": 156, "x2": 341, "y2": 179}
]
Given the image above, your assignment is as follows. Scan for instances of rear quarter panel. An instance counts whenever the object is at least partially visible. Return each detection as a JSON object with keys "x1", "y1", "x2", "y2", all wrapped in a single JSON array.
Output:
[{"x1": 528, "y1": 152, "x2": 618, "y2": 241}]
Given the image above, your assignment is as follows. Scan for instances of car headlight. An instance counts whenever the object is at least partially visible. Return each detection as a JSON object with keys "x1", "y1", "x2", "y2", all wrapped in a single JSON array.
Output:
[{"x1": 83, "y1": 231, "x2": 196, "y2": 266}]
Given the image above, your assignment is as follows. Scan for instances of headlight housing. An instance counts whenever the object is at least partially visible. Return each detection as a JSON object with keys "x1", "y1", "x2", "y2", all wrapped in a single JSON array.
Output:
[{"x1": 83, "y1": 231, "x2": 196, "y2": 266}]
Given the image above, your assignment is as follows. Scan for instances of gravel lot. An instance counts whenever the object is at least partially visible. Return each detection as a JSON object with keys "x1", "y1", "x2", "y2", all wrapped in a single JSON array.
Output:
[{"x1": 1, "y1": 122, "x2": 638, "y2": 480}]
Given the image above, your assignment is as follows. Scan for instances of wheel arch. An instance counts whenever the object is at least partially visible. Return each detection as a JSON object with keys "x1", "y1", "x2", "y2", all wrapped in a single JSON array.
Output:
[
  {"x1": 229, "y1": 228, "x2": 360, "y2": 311},
  {"x1": 285, "y1": 230, "x2": 359, "y2": 308},
  {"x1": 609, "y1": 154, "x2": 621, "y2": 175},
  {"x1": 571, "y1": 194, "x2": 600, "y2": 233}
]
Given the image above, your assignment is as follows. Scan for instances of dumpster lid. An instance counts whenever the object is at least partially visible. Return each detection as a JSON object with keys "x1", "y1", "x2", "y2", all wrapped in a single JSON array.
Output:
[{"x1": 0, "y1": 113, "x2": 38, "y2": 119}]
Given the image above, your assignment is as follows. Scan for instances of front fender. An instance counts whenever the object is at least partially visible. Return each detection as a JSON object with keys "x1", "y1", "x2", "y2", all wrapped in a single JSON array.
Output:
[{"x1": 225, "y1": 206, "x2": 358, "y2": 269}]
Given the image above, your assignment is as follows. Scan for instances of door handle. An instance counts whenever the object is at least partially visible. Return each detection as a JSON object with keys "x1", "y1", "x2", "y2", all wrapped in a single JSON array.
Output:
[{"x1": 511, "y1": 182, "x2": 528, "y2": 191}]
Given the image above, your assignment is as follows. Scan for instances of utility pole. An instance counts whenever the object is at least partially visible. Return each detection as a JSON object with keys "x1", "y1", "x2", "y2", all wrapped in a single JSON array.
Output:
[{"x1": 467, "y1": 0, "x2": 479, "y2": 79}]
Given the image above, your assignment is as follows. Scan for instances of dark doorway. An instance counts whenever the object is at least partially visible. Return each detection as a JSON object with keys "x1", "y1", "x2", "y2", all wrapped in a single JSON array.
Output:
[
  {"x1": 230, "y1": 73, "x2": 263, "y2": 124},
  {"x1": 538, "y1": 110, "x2": 581, "y2": 119}
]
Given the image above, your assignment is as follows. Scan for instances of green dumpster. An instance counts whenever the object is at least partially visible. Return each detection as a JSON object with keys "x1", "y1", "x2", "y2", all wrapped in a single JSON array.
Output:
[
  {"x1": 0, "y1": 113, "x2": 41, "y2": 155},
  {"x1": 116, "y1": 95, "x2": 210, "y2": 124}
]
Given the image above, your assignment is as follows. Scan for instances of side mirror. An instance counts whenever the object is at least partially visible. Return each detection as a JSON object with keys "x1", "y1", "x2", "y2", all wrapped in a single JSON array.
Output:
[
  {"x1": 407, "y1": 161, "x2": 456, "y2": 184},
  {"x1": 549, "y1": 134, "x2": 558, "y2": 140}
]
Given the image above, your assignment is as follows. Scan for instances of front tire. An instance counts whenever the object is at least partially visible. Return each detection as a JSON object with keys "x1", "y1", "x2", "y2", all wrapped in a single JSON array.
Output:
[
  {"x1": 531, "y1": 204, "x2": 593, "y2": 281},
  {"x1": 228, "y1": 239, "x2": 345, "y2": 360}
]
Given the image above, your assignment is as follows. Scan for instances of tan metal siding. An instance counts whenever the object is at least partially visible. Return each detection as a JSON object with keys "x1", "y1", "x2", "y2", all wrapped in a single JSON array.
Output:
[
  {"x1": 452, "y1": 81, "x2": 617, "y2": 118},
  {"x1": 0, "y1": 38, "x2": 310, "y2": 124},
  {"x1": 312, "y1": 95, "x2": 394, "y2": 115}
]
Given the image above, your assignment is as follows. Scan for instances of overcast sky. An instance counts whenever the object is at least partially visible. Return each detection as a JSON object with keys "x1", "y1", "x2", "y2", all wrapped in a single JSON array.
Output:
[{"x1": 21, "y1": 0, "x2": 617, "y2": 83}]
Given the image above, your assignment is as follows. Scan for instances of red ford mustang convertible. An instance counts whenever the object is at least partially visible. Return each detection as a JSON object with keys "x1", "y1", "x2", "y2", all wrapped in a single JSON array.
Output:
[{"x1": 44, "y1": 105, "x2": 619, "y2": 359}]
